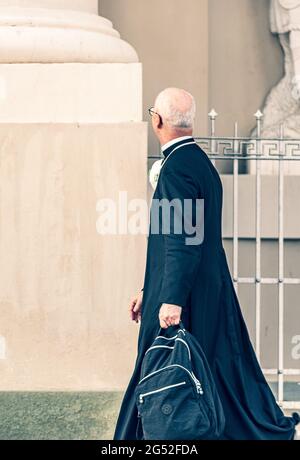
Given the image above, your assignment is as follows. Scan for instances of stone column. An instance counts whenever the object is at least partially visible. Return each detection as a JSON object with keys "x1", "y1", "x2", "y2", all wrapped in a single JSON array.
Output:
[
  {"x1": 0, "y1": 0, "x2": 147, "y2": 394},
  {"x1": 0, "y1": 0, "x2": 141, "y2": 121},
  {"x1": 0, "y1": 0, "x2": 98, "y2": 13}
]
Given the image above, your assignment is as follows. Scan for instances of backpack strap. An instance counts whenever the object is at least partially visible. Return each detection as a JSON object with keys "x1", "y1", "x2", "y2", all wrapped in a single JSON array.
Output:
[{"x1": 156, "y1": 320, "x2": 186, "y2": 338}]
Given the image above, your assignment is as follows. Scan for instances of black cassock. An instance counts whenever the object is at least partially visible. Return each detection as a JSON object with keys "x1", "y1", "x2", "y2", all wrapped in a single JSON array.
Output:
[{"x1": 113, "y1": 138, "x2": 299, "y2": 440}]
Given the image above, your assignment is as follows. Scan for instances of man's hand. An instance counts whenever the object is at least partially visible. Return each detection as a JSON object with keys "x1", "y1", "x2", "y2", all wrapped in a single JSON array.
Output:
[
  {"x1": 159, "y1": 303, "x2": 182, "y2": 329},
  {"x1": 129, "y1": 291, "x2": 143, "y2": 323}
]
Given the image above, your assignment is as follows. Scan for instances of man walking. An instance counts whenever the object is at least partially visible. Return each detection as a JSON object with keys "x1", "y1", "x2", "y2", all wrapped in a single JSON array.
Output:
[{"x1": 113, "y1": 88, "x2": 299, "y2": 440}]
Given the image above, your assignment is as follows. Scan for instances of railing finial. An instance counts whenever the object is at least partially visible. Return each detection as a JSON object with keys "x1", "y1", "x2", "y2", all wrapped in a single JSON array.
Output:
[
  {"x1": 208, "y1": 109, "x2": 218, "y2": 138},
  {"x1": 254, "y1": 110, "x2": 264, "y2": 120},
  {"x1": 209, "y1": 109, "x2": 218, "y2": 120},
  {"x1": 254, "y1": 110, "x2": 264, "y2": 138}
]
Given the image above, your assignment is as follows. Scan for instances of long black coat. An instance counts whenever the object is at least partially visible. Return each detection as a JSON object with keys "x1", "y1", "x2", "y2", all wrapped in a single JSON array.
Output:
[{"x1": 113, "y1": 138, "x2": 299, "y2": 440}]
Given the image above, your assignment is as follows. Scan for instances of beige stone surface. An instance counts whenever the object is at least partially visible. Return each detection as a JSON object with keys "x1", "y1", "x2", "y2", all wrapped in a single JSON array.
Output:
[
  {"x1": 0, "y1": 123, "x2": 148, "y2": 391},
  {"x1": 0, "y1": 63, "x2": 142, "y2": 123},
  {"x1": 101, "y1": 0, "x2": 209, "y2": 156},
  {"x1": 208, "y1": 0, "x2": 284, "y2": 139}
]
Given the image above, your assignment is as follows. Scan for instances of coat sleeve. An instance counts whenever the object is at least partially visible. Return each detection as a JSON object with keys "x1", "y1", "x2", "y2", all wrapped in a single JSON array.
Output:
[{"x1": 157, "y1": 170, "x2": 204, "y2": 310}]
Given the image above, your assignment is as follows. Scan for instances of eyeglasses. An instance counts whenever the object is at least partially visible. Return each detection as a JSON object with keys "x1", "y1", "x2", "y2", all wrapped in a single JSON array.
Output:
[
  {"x1": 148, "y1": 107, "x2": 158, "y2": 117},
  {"x1": 148, "y1": 107, "x2": 162, "y2": 123}
]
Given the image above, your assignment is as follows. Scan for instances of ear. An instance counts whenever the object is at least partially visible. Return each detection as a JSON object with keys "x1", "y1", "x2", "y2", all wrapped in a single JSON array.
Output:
[{"x1": 154, "y1": 113, "x2": 163, "y2": 129}]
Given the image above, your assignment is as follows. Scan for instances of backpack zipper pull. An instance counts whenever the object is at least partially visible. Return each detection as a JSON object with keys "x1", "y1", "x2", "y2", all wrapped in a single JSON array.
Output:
[
  {"x1": 191, "y1": 370, "x2": 204, "y2": 395},
  {"x1": 196, "y1": 381, "x2": 204, "y2": 395}
]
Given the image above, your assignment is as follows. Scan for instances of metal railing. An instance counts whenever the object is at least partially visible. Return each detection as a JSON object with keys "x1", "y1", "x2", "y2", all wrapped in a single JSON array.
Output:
[{"x1": 149, "y1": 110, "x2": 300, "y2": 410}]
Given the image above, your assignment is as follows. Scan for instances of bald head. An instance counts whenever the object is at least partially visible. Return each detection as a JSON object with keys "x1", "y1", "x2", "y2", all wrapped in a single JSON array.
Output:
[{"x1": 154, "y1": 88, "x2": 196, "y2": 131}]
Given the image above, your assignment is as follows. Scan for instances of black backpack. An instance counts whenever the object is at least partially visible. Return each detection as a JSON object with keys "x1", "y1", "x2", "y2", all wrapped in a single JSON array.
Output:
[{"x1": 134, "y1": 321, "x2": 226, "y2": 440}]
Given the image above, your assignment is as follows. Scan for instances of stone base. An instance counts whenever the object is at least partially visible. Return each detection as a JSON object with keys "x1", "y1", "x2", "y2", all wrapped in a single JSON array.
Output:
[
  {"x1": 0, "y1": 6, "x2": 138, "y2": 63},
  {"x1": 0, "y1": 123, "x2": 147, "y2": 392},
  {"x1": 0, "y1": 63, "x2": 142, "y2": 122},
  {"x1": 0, "y1": 391, "x2": 123, "y2": 440}
]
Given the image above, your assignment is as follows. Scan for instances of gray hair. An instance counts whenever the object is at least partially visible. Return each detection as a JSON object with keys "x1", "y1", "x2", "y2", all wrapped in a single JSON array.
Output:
[{"x1": 154, "y1": 88, "x2": 196, "y2": 130}]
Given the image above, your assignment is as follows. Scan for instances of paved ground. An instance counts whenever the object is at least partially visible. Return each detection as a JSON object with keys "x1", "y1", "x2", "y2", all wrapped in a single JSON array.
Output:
[{"x1": 0, "y1": 390, "x2": 298, "y2": 440}]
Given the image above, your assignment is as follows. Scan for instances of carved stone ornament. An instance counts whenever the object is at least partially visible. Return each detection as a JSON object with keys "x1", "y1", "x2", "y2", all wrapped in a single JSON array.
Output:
[{"x1": 250, "y1": 0, "x2": 300, "y2": 174}]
